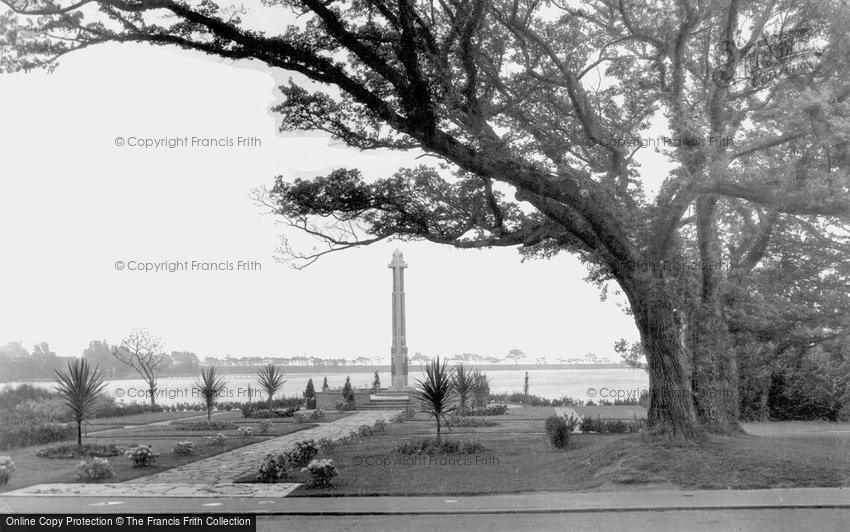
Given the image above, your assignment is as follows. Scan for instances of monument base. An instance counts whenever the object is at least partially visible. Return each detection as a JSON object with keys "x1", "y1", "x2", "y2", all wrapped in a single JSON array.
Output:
[{"x1": 314, "y1": 389, "x2": 416, "y2": 411}]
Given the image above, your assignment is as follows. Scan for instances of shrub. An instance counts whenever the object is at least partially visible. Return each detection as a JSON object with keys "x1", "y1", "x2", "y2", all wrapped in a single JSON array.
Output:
[
  {"x1": 240, "y1": 399, "x2": 304, "y2": 418},
  {"x1": 402, "y1": 406, "x2": 417, "y2": 419},
  {"x1": 545, "y1": 416, "x2": 570, "y2": 449},
  {"x1": 335, "y1": 401, "x2": 350, "y2": 412},
  {"x1": 294, "y1": 412, "x2": 306, "y2": 424},
  {"x1": 391, "y1": 412, "x2": 405, "y2": 423},
  {"x1": 316, "y1": 438, "x2": 336, "y2": 453},
  {"x1": 448, "y1": 416, "x2": 498, "y2": 427},
  {"x1": 604, "y1": 419, "x2": 628, "y2": 433},
  {"x1": 0, "y1": 420, "x2": 75, "y2": 451},
  {"x1": 175, "y1": 421, "x2": 235, "y2": 431},
  {"x1": 278, "y1": 406, "x2": 299, "y2": 418},
  {"x1": 357, "y1": 424, "x2": 374, "y2": 436},
  {"x1": 373, "y1": 419, "x2": 386, "y2": 432},
  {"x1": 0, "y1": 456, "x2": 14, "y2": 485},
  {"x1": 285, "y1": 440, "x2": 318, "y2": 467},
  {"x1": 309, "y1": 408, "x2": 325, "y2": 420},
  {"x1": 0, "y1": 384, "x2": 56, "y2": 411},
  {"x1": 14, "y1": 398, "x2": 69, "y2": 423},
  {"x1": 125, "y1": 445, "x2": 159, "y2": 467},
  {"x1": 238, "y1": 426, "x2": 254, "y2": 438},
  {"x1": 173, "y1": 441, "x2": 194, "y2": 456},
  {"x1": 256, "y1": 453, "x2": 292, "y2": 483},
  {"x1": 206, "y1": 433, "x2": 227, "y2": 446},
  {"x1": 551, "y1": 395, "x2": 583, "y2": 407},
  {"x1": 258, "y1": 420, "x2": 273, "y2": 434},
  {"x1": 469, "y1": 404, "x2": 509, "y2": 416},
  {"x1": 36, "y1": 443, "x2": 122, "y2": 459},
  {"x1": 75, "y1": 457, "x2": 113, "y2": 481},
  {"x1": 461, "y1": 440, "x2": 487, "y2": 454},
  {"x1": 394, "y1": 437, "x2": 486, "y2": 455},
  {"x1": 302, "y1": 458, "x2": 339, "y2": 488},
  {"x1": 580, "y1": 417, "x2": 645, "y2": 434}
]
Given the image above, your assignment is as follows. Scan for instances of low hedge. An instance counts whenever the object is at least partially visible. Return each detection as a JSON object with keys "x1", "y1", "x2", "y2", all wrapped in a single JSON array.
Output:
[{"x1": 0, "y1": 422, "x2": 75, "y2": 450}]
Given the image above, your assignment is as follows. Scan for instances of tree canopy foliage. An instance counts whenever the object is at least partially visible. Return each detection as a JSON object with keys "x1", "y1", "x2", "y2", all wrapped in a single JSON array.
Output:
[{"x1": 4, "y1": 0, "x2": 849, "y2": 437}]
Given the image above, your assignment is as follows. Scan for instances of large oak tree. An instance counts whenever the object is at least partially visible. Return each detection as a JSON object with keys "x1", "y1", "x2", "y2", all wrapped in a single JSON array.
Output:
[{"x1": 4, "y1": 0, "x2": 849, "y2": 438}]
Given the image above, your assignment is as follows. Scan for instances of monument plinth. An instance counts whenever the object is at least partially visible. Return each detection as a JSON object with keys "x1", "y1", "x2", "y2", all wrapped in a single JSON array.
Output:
[{"x1": 389, "y1": 249, "x2": 410, "y2": 390}]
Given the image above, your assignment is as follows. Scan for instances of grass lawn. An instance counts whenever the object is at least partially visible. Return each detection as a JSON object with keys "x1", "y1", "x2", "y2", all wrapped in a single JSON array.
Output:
[
  {"x1": 85, "y1": 410, "x2": 212, "y2": 432},
  {"x1": 0, "y1": 419, "x2": 316, "y2": 493},
  {"x1": 285, "y1": 408, "x2": 850, "y2": 496}
]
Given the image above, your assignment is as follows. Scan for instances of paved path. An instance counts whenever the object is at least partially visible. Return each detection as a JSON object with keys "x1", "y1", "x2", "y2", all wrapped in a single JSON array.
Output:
[
  {"x1": 2, "y1": 488, "x2": 849, "y2": 515},
  {"x1": 127, "y1": 410, "x2": 394, "y2": 484}
]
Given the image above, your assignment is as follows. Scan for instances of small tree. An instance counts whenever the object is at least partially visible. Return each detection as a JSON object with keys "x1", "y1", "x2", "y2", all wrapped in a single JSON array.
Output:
[
  {"x1": 322, "y1": 377, "x2": 329, "y2": 392},
  {"x1": 342, "y1": 376, "x2": 355, "y2": 407},
  {"x1": 112, "y1": 328, "x2": 166, "y2": 408},
  {"x1": 371, "y1": 371, "x2": 381, "y2": 393},
  {"x1": 506, "y1": 349, "x2": 526, "y2": 365},
  {"x1": 195, "y1": 367, "x2": 227, "y2": 423},
  {"x1": 54, "y1": 359, "x2": 106, "y2": 446},
  {"x1": 304, "y1": 378, "x2": 316, "y2": 409},
  {"x1": 415, "y1": 357, "x2": 456, "y2": 440},
  {"x1": 256, "y1": 363, "x2": 286, "y2": 410},
  {"x1": 452, "y1": 365, "x2": 474, "y2": 416}
]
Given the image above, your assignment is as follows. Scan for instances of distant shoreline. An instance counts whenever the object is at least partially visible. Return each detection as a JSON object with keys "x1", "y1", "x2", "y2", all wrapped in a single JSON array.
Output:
[{"x1": 0, "y1": 363, "x2": 633, "y2": 383}]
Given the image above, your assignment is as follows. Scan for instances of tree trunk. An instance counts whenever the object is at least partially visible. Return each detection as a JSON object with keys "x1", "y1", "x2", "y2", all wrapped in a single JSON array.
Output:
[
  {"x1": 759, "y1": 372, "x2": 771, "y2": 421},
  {"x1": 689, "y1": 308, "x2": 739, "y2": 430},
  {"x1": 628, "y1": 279, "x2": 699, "y2": 440},
  {"x1": 77, "y1": 420, "x2": 82, "y2": 447},
  {"x1": 148, "y1": 381, "x2": 157, "y2": 408},
  {"x1": 691, "y1": 196, "x2": 740, "y2": 432}
]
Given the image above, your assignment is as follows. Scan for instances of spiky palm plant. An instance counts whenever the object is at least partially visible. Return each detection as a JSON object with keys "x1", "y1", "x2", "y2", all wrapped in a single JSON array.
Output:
[
  {"x1": 470, "y1": 370, "x2": 491, "y2": 409},
  {"x1": 195, "y1": 366, "x2": 227, "y2": 422},
  {"x1": 452, "y1": 364, "x2": 474, "y2": 416},
  {"x1": 256, "y1": 363, "x2": 286, "y2": 410},
  {"x1": 415, "y1": 357, "x2": 456, "y2": 440},
  {"x1": 54, "y1": 358, "x2": 107, "y2": 446}
]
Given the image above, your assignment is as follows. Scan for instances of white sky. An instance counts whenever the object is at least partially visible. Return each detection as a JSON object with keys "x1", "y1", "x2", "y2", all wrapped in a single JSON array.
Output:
[{"x1": 0, "y1": 42, "x2": 672, "y2": 362}]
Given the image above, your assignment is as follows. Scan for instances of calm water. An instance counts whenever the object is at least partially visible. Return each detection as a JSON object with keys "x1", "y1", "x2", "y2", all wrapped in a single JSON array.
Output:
[{"x1": 4, "y1": 368, "x2": 648, "y2": 406}]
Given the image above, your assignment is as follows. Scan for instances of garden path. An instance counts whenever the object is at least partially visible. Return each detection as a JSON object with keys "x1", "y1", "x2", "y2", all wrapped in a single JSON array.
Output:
[{"x1": 126, "y1": 410, "x2": 394, "y2": 484}]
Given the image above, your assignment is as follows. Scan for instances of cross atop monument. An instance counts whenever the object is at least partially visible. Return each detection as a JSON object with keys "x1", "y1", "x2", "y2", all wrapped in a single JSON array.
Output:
[
  {"x1": 388, "y1": 249, "x2": 409, "y2": 389},
  {"x1": 389, "y1": 249, "x2": 407, "y2": 270}
]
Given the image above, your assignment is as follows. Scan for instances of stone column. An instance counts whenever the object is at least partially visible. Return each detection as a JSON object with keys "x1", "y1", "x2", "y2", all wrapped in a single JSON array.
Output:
[{"x1": 389, "y1": 249, "x2": 409, "y2": 389}]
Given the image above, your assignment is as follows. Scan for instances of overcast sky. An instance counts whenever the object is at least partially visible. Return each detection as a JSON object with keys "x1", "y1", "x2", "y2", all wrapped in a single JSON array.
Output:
[{"x1": 0, "y1": 42, "x2": 674, "y2": 362}]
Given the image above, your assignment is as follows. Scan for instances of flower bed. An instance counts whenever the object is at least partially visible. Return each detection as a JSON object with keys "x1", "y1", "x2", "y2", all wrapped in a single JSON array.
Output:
[{"x1": 36, "y1": 443, "x2": 123, "y2": 459}]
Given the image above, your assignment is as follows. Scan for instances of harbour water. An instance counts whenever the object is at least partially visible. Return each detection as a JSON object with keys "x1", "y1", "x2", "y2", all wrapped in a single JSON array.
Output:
[{"x1": 5, "y1": 367, "x2": 649, "y2": 406}]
